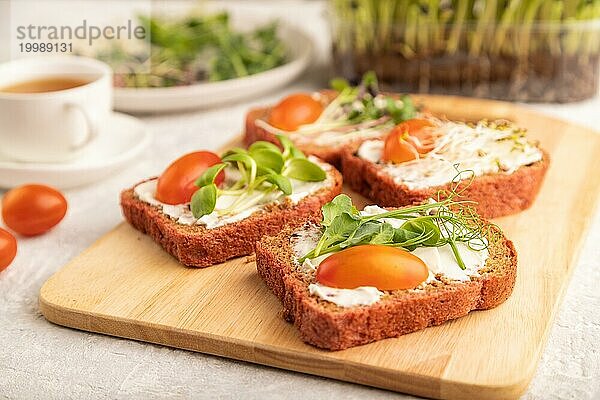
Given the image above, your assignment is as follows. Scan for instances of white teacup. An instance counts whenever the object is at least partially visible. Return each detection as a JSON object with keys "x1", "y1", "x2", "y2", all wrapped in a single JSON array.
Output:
[{"x1": 0, "y1": 55, "x2": 113, "y2": 163}]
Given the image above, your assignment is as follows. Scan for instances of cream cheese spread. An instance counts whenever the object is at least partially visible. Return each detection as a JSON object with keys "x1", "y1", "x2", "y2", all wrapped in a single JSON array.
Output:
[
  {"x1": 134, "y1": 159, "x2": 332, "y2": 229},
  {"x1": 308, "y1": 284, "x2": 383, "y2": 307},
  {"x1": 357, "y1": 120, "x2": 543, "y2": 190},
  {"x1": 291, "y1": 205, "x2": 490, "y2": 307}
]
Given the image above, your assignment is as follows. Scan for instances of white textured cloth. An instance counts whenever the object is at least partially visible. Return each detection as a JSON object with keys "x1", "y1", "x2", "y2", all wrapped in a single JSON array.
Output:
[{"x1": 1, "y1": 1, "x2": 599, "y2": 399}]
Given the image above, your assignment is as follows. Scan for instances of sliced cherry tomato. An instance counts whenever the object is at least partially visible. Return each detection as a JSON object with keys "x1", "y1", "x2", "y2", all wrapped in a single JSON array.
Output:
[
  {"x1": 403, "y1": 119, "x2": 436, "y2": 154},
  {"x1": 383, "y1": 119, "x2": 438, "y2": 163},
  {"x1": 269, "y1": 93, "x2": 323, "y2": 131},
  {"x1": 383, "y1": 124, "x2": 420, "y2": 163},
  {"x1": 403, "y1": 118, "x2": 434, "y2": 133},
  {"x1": 2, "y1": 184, "x2": 67, "y2": 236},
  {"x1": 156, "y1": 151, "x2": 224, "y2": 205},
  {"x1": 0, "y1": 228, "x2": 17, "y2": 271},
  {"x1": 316, "y1": 244, "x2": 428, "y2": 290}
]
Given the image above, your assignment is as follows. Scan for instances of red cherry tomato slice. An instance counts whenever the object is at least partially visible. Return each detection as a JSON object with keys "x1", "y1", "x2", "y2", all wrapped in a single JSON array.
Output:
[
  {"x1": 316, "y1": 244, "x2": 429, "y2": 290},
  {"x1": 155, "y1": 151, "x2": 224, "y2": 205},
  {"x1": 2, "y1": 184, "x2": 67, "y2": 236},
  {"x1": 269, "y1": 93, "x2": 323, "y2": 131},
  {"x1": 0, "y1": 228, "x2": 17, "y2": 271}
]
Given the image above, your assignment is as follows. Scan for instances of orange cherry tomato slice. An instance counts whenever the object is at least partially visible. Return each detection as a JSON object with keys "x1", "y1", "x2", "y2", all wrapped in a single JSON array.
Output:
[
  {"x1": 156, "y1": 151, "x2": 224, "y2": 205},
  {"x1": 403, "y1": 119, "x2": 437, "y2": 154},
  {"x1": 2, "y1": 184, "x2": 67, "y2": 236},
  {"x1": 383, "y1": 118, "x2": 438, "y2": 162},
  {"x1": 403, "y1": 118, "x2": 434, "y2": 133},
  {"x1": 0, "y1": 228, "x2": 17, "y2": 271},
  {"x1": 316, "y1": 244, "x2": 429, "y2": 290},
  {"x1": 383, "y1": 124, "x2": 420, "y2": 163},
  {"x1": 269, "y1": 93, "x2": 323, "y2": 131}
]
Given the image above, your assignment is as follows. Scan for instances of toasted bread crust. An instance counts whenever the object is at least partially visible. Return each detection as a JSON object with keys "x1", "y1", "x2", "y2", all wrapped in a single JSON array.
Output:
[
  {"x1": 340, "y1": 148, "x2": 550, "y2": 219},
  {"x1": 120, "y1": 169, "x2": 343, "y2": 268},
  {"x1": 256, "y1": 225, "x2": 517, "y2": 350}
]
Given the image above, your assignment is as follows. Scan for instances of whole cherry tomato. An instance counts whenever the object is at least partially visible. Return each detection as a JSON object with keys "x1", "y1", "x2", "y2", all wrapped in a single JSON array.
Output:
[
  {"x1": 316, "y1": 244, "x2": 428, "y2": 290},
  {"x1": 269, "y1": 93, "x2": 323, "y2": 131},
  {"x1": 2, "y1": 184, "x2": 67, "y2": 236},
  {"x1": 0, "y1": 228, "x2": 17, "y2": 271},
  {"x1": 155, "y1": 151, "x2": 224, "y2": 205}
]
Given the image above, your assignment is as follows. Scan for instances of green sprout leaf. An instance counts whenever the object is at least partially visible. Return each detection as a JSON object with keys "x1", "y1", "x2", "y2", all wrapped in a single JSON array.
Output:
[
  {"x1": 275, "y1": 133, "x2": 306, "y2": 160},
  {"x1": 191, "y1": 183, "x2": 217, "y2": 218},
  {"x1": 321, "y1": 194, "x2": 358, "y2": 226},
  {"x1": 248, "y1": 141, "x2": 281, "y2": 154},
  {"x1": 330, "y1": 77, "x2": 350, "y2": 92},
  {"x1": 283, "y1": 158, "x2": 326, "y2": 182},
  {"x1": 328, "y1": 213, "x2": 361, "y2": 239},
  {"x1": 195, "y1": 163, "x2": 227, "y2": 188},
  {"x1": 289, "y1": 146, "x2": 306, "y2": 159},
  {"x1": 222, "y1": 152, "x2": 257, "y2": 182},
  {"x1": 361, "y1": 70, "x2": 379, "y2": 92},
  {"x1": 300, "y1": 178, "x2": 494, "y2": 268},
  {"x1": 222, "y1": 152, "x2": 254, "y2": 167},
  {"x1": 256, "y1": 165, "x2": 277, "y2": 176},
  {"x1": 369, "y1": 222, "x2": 396, "y2": 244},
  {"x1": 264, "y1": 174, "x2": 292, "y2": 195},
  {"x1": 393, "y1": 227, "x2": 421, "y2": 244},
  {"x1": 221, "y1": 147, "x2": 247, "y2": 158},
  {"x1": 403, "y1": 219, "x2": 441, "y2": 246},
  {"x1": 340, "y1": 221, "x2": 394, "y2": 248},
  {"x1": 249, "y1": 147, "x2": 284, "y2": 173}
]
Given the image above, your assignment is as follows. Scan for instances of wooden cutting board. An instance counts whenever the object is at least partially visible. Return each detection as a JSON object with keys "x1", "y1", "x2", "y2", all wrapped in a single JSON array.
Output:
[{"x1": 39, "y1": 95, "x2": 600, "y2": 400}]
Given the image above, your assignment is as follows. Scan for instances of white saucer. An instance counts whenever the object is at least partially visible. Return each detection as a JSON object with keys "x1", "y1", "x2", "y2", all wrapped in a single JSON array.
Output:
[{"x1": 0, "y1": 112, "x2": 150, "y2": 189}]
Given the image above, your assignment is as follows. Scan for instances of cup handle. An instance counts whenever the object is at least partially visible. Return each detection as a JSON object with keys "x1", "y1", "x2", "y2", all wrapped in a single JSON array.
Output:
[{"x1": 65, "y1": 103, "x2": 98, "y2": 151}]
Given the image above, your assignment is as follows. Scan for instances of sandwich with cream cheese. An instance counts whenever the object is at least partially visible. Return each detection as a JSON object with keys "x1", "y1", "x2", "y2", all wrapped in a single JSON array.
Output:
[
  {"x1": 121, "y1": 135, "x2": 342, "y2": 267},
  {"x1": 256, "y1": 194, "x2": 517, "y2": 350},
  {"x1": 341, "y1": 118, "x2": 549, "y2": 218},
  {"x1": 244, "y1": 72, "x2": 420, "y2": 169}
]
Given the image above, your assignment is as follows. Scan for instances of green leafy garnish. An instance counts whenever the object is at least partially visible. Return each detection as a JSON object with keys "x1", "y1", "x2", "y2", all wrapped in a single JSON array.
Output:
[
  {"x1": 190, "y1": 137, "x2": 326, "y2": 219},
  {"x1": 191, "y1": 184, "x2": 217, "y2": 218},
  {"x1": 278, "y1": 72, "x2": 417, "y2": 139},
  {"x1": 321, "y1": 194, "x2": 358, "y2": 226},
  {"x1": 194, "y1": 163, "x2": 227, "y2": 188},
  {"x1": 283, "y1": 158, "x2": 327, "y2": 182},
  {"x1": 299, "y1": 174, "x2": 498, "y2": 270},
  {"x1": 248, "y1": 148, "x2": 284, "y2": 174},
  {"x1": 330, "y1": 71, "x2": 417, "y2": 125},
  {"x1": 264, "y1": 174, "x2": 292, "y2": 195},
  {"x1": 95, "y1": 12, "x2": 287, "y2": 88}
]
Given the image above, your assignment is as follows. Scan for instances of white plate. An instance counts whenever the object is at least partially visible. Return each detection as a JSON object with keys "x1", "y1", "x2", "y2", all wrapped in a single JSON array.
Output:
[
  {"x1": 0, "y1": 112, "x2": 150, "y2": 189},
  {"x1": 113, "y1": 24, "x2": 313, "y2": 113}
]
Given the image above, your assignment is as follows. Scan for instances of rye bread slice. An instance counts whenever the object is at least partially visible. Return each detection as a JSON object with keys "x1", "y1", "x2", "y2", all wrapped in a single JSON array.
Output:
[
  {"x1": 256, "y1": 223, "x2": 517, "y2": 350},
  {"x1": 120, "y1": 167, "x2": 343, "y2": 268},
  {"x1": 244, "y1": 90, "x2": 385, "y2": 169},
  {"x1": 341, "y1": 147, "x2": 550, "y2": 219}
]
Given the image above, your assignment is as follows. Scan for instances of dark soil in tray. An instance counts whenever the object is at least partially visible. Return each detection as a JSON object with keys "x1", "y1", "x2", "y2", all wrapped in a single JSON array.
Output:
[{"x1": 333, "y1": 47, "x2": 599, "y2": 103}]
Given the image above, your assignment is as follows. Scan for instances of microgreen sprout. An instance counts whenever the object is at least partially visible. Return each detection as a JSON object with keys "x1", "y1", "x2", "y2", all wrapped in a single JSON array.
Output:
[
  {"x1": 191, "y1": 135, "x2": 326, "y2": 219},
  {"x1": 285, "y1": 72, "x2": 417, "y2": 136},
  {"x1": 299, "y1": 170, "x2": 500, "y2": 270}
]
